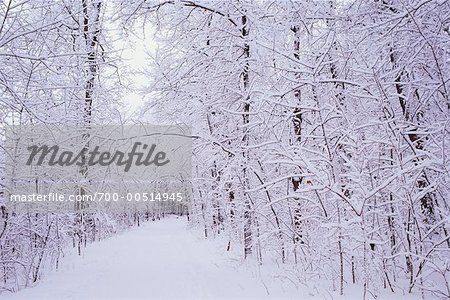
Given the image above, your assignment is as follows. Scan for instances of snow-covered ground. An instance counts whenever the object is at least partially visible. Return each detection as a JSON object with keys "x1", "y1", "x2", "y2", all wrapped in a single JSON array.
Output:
[{"x1": 1, "y1": 217, "x2": 420, "y2": 300}]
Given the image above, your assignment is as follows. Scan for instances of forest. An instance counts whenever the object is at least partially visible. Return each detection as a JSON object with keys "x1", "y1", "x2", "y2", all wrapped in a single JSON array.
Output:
[{"x1": 0, "y1": 0, "x2": 450, "y2": 299}]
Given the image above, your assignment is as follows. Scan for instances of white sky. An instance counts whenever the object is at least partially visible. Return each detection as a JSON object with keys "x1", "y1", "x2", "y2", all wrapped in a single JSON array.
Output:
[{"x1": 110, "y1": 17, "x2": 156, "y2": 120}]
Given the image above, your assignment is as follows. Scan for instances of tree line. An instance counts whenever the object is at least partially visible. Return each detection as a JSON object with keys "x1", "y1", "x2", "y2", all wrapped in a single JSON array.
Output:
[{"x1": 0, "y1": 0, "x2": 449, "y2": 298}]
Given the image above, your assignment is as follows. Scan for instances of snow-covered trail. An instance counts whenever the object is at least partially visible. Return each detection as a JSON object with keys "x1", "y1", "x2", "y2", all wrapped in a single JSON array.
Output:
[{"x1": 2, "y1": 217, "x2": 300, "y2": 300}]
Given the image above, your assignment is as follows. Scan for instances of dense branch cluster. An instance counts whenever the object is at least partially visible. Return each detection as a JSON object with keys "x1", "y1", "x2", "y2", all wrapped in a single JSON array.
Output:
[
  {"x1": 0, "y1": 0, "x2": 148, "y2": 292},
  {"x1": 0, "y1": 0, "x2": 449, "y2": 298},
  {"x1": 131, "y1": 0, "x2": 450, "y2": 297}
]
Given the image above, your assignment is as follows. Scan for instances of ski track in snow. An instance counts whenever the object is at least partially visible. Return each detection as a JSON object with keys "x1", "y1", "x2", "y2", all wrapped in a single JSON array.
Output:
[
  {"x1": 1, "y1": 217, "x2": 421, "y2": 300},
  {"x1": 1, "y1": 217, "x2": 302, "y2": 300}
]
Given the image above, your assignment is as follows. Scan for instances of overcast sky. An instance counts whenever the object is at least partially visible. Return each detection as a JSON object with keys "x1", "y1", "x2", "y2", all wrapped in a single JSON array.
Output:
[{"x1": 110, "y1": 16, "x2": 156, "y2": 120}]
